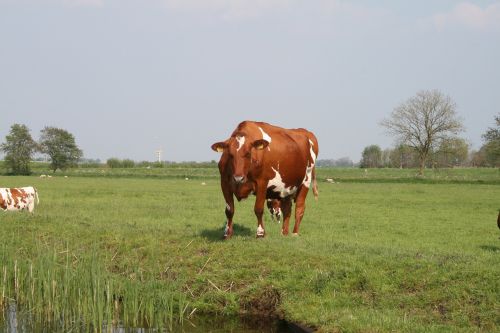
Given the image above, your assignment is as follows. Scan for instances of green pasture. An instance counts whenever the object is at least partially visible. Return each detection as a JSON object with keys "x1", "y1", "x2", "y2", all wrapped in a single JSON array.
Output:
[
  {"x1": 3, "y1": 161, "x2": 499, "y2": 184},
  {"x1": 0, "y1": 170, "x2": 499, "y2": 332}
]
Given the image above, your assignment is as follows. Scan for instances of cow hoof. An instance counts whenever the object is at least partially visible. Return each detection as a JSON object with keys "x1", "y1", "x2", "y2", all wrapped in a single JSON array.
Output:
[
  {"x1": 292, "y1": 233, "x2": 299, "y2": 237},
  {"x1": 256, "y1": 225, "x2": 265, "y2": 238},
  {"x1": 281, "y1": 231, "x2": 289, "y2": 236}
]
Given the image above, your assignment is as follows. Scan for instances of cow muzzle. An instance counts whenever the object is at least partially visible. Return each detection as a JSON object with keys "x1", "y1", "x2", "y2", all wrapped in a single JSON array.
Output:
[{"x1": 233, "y1": 175, "x2": 245, "y2": 184}]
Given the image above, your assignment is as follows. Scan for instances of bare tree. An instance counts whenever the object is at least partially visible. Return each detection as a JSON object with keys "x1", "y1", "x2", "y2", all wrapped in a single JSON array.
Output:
[{"x1": 381, "y1": 90, "x2": 464, "y2": 175}]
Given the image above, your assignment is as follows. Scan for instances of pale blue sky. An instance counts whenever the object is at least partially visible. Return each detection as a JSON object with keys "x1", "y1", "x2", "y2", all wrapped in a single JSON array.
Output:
[{"x1": 1, "y1": 0, "x2": 499, "y2": 162}]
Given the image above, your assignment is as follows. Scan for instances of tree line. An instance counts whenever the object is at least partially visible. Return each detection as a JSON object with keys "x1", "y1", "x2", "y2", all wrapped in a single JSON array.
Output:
[
  {"x1": 360, "y1": 139, "x2": 470, "y2": 169},
  {"x1": 105, "y1": 159, "x2": 217, "y2": 169},
  {"x1": 0, "y1": 124, "x2": 82, "y2": 175},
  {"x1": 361, "y1": 90, "x2": 499, "y2": 173}
]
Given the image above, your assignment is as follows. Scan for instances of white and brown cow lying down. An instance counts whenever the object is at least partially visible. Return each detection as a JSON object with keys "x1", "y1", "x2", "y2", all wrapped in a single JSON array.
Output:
[
  {"x1": 212, "y1": 120, "x2": 318, "y2": 239},
  {"x1": 0, "y1": 187, "x2": 39, "y2": 213}
]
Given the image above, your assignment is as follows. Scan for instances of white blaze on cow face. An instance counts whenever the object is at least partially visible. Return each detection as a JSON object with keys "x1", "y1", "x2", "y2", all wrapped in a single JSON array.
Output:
[
  {"x1": 302, "y1": 140, "x2": 317, "y2": 188},
  {"x1": 268, "y1": 167, "x2": 297, "y2": 198},
  {"x1": 258, "y1": 127, "x2": 272, "y2": 151},
  {"x1": 236, "y1": 135, "x2": 245, "y2": 152}
]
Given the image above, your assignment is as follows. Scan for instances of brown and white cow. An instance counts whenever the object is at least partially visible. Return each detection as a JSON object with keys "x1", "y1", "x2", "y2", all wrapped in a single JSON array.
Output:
[
  {"x1": 267, "y1": 199, "x2": 282, "y2": 223},
  {"x1": 211, "y1": 121, "x2": 318, "y2": 238},
  {"x1": 0, "y1": 187, "x2": 39, "y2": 213}
]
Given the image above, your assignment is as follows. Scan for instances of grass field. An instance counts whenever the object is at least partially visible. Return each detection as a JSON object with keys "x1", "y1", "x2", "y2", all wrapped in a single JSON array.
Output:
[
  {"x1": 4, "y1": 161, "x2": 499, "y2": 184},
  {"x1": 0, "y1": 168, "x2": 499, "y2": 332}
]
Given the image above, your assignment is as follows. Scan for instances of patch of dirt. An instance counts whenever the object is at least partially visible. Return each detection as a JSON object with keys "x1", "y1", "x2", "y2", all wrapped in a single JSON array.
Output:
[{"x1": 240, "y1": 285, "x2": 282, "y2": 318}]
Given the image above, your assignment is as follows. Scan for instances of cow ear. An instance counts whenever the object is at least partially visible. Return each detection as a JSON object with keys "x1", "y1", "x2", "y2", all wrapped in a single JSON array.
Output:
[
  {"x1": 211, "y1": 142, "x2": 228, "y2": 153},
  {"x1": 252, "y1": 139, "x2": 269, "y2": 150}
]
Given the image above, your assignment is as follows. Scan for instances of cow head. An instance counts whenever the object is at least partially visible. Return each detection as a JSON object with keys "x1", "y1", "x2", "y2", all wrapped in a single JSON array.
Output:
[{"x1": 211, "y1": 134, "x2": 269, "y2": 184}]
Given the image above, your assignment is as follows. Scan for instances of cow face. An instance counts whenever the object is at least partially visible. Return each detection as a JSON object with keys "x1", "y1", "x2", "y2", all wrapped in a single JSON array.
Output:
[{"x1": 212, "y1": 135, "x2": 269, "y2": 184}]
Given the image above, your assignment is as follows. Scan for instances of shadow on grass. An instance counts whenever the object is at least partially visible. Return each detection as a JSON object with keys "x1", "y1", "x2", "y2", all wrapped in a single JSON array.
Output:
[
  {"x1": 200, "y1": 224, "x2": 253, "y2": 242},
  {"x1": 479, "y1": 245, "x2": 500, "y2": 252}
]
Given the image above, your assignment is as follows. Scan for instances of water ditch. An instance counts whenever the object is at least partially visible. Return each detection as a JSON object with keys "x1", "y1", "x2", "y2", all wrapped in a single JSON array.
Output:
[{"x1": 2, "y1": 303, "x2": 313, "y2": 333}]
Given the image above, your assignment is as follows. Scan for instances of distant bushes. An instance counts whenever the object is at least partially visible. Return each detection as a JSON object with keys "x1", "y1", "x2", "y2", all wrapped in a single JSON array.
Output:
[
  {"x1": 105, "y1": 159, "x2": 217, "y2": 169},
  {"x1": 317, "y1": 158, "x2": 356, "y2": 168},
  {"x1": 107, "y1": 158, "x2": 136, "y2": 168},
  {"x1": 78, "y1": 159, "x2": 102, "y2": 168},
  {"x1": 164, "y1": 161, "x2": 218, "y2": 168}
]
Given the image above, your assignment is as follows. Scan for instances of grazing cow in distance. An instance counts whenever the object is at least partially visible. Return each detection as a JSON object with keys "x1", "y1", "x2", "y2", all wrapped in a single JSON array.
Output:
[
  {"x1": 211, "y1": 121, "x2": 318, "y2": 238},
  {"x1": 0, "y1": 187, "x2": 39, "y2": 213}
]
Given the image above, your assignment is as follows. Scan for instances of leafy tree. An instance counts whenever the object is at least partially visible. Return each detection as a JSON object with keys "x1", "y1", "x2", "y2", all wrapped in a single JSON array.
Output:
[
  {"x1": 122, "y1": 159, "x2": 136, "y2": 168},
  {"x1": 0, "y1": 124, "x2": 38, "y2": 175},
  {"x1": 107, "y1": 158, "x2": 122, "y2": 168},
  {"x1": 480, "y1": 113, "x2": 500, "y2": 167},
  {"x1": 360, "y1": 145, "x2": 382, "y2": 168},
  {"x1": 434, "y1": 137, "x2": 469, "y2": 167},
  {"x1": 381, "y1": 148, "x2": 392, "y2": 168},
  {"x1": 389, "y1": 144, "x2": 418, "y2": 168},
  {"x1": 381, "y1": 90, "x2": 464, "y2": 175},
  {"x1": 106, "y1": 158, "x2": 136, "y2": 168},
  {"x1": 483, "y1": 142, "x2": 500, "y2": 167},
  {"x1": 482, "y1": 114, "x2": 500, "y2": 143},
  {"x1": 469, "y1": 149, "x2": 486, "y2": 167},
  {"x1": 39, "y1": 127, "x2": 83, "y2": 172}
]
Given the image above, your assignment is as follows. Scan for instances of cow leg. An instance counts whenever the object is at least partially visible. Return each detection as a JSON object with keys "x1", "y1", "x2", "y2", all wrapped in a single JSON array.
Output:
[
  {"x1": 27, "y1": 194, "x2": 35, "y2": 213},
  {"x1": 267, "y1": 200, "x2": 276, "y2": 222},
  {"x1": 221, "y1": 183, "x2": 235, "y2": 239},
  {"x1": 28, "y1": 201, "x2": 35, "y2": 213},
  {"x1": 280, "y1": 197, "x2": 293, "y2": 236},
  {"x1": 224, "y1": 204, "x2": 234, "y2": 239},
  {"x1": 292, "y1": 186, "x2": 309, "y2": 235},
  {"x1": 254, "y1": 185, "x2": 267, "y2": 238}
]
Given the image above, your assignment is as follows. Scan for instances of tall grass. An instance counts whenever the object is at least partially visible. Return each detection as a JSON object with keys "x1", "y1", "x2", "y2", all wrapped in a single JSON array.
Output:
[{"x1": 0, "y1": 239, "x2": 189, "y2": 331}]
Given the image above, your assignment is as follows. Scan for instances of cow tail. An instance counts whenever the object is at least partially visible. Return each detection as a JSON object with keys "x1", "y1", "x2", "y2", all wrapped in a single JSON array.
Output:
[{"x1": 312, "y1": 167, "x2": 318, "y2": 201}]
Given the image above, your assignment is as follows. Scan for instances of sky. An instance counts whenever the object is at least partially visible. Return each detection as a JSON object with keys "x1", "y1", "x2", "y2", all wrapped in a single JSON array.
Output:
[{"x1": 1, "y1": 0, "x2": 499, "y2": 162}]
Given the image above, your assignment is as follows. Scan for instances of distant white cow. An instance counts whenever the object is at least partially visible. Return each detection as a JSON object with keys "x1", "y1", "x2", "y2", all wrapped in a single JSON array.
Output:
[{"x1": 0, "y1": 187, "x2": 39, "y2": 213}]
